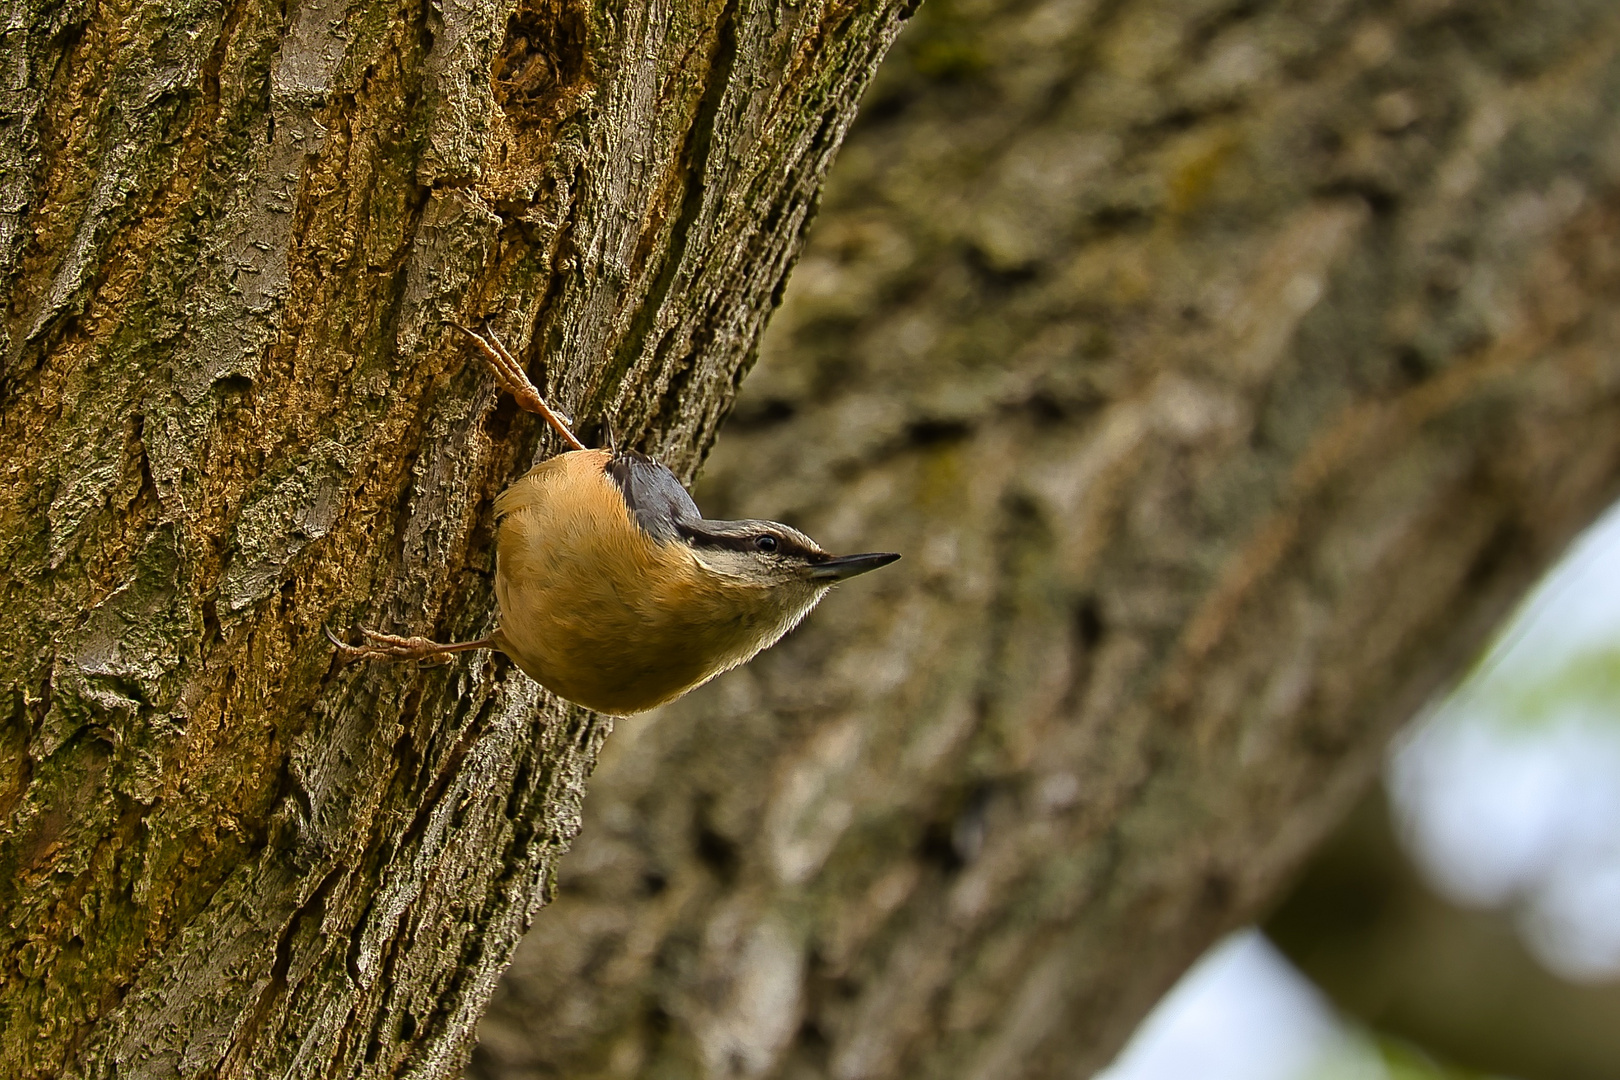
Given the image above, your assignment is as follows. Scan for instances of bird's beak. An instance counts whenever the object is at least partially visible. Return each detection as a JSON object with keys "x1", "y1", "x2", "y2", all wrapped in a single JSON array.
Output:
[{"x1": 807, "y1": 552, "x2": 901, "y2": 582}]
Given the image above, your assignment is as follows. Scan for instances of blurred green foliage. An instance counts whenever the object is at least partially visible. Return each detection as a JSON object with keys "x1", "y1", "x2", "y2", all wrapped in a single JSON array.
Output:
[
  {"x1": 1483, "y1": 644, "x2": 1620, "y2": 729},
  {"x1": 1307, "y1": 1030, "x2": 1506, "y2": 1080}
]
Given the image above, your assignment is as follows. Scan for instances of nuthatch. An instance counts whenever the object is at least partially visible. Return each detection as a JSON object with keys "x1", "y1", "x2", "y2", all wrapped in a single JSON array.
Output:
[{"x1": 332, "y1": 326, "x2": 899, "y2": 715}]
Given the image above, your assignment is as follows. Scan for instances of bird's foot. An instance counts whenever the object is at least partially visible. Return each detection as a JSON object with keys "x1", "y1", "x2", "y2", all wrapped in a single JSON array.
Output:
[
  {"x1": 449, "y1": 322, "x2": 586, "y2": 451},
  {"x1": 326, "y1": 626, "x2": 492, "y2": 665}
]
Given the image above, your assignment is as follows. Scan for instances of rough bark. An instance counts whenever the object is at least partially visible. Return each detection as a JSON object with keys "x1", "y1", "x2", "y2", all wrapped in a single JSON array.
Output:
[
  {"x1": 0, "y1": 1, "x2": 913, "y2": 1076},
  {"x1": 471, "y1": 1, "x2": 1620, "y2": 1078}
]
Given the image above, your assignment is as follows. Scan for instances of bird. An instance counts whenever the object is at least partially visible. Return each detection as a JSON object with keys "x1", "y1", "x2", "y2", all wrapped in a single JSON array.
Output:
[{"x1": 331, "y1": 325, "x2": 899, "y2": 715}]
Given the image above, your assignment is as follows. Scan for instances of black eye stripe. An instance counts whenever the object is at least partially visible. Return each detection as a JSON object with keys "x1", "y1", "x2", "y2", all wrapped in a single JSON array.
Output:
[
  {"x1": 683, "y1": 531, "x2": 763, "y2": 554},
  {"x1": 691, "y1": 533, "x2": 784, "y2": 555},
  {"x1": 679, "y1": 523, "x2": 826, "y2": 561}
]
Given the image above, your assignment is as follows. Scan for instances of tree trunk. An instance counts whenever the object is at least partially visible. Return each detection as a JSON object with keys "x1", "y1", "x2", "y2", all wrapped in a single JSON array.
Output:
[
  {"x1": 0, "y1": 1, "x2": 912, "y2": 1076},
  {"x1": 471, "y1": 1, "x2": 1620, "y2": 1078}
]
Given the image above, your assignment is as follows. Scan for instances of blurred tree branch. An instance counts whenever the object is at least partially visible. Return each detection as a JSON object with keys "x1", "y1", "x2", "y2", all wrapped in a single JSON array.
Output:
[{"x1": 1271, "y1": 792, "x2": 1620, "y2": 1080}]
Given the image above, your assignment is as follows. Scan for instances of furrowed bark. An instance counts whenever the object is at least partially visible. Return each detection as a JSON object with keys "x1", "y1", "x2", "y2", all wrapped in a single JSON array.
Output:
[
  {"x1": 0, "y1": 1, "x2": 913, "y2": 1076},
  {"x1": 472, "y1": 1, "x2": 1620, "y2": 1078}
]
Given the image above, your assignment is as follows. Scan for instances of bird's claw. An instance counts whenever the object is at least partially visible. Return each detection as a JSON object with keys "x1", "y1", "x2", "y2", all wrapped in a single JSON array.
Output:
[
  {"x1": 447, "y1": 320, "x2": 587, "y2": 451},
  {"x1": 326, "y1": 625, "x2": 450, "y2": 664}
]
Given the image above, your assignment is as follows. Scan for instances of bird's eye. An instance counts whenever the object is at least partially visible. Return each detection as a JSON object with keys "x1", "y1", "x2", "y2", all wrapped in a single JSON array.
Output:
[{"x1": 755, "y1": 535, "x2": 779, "y2": 553}]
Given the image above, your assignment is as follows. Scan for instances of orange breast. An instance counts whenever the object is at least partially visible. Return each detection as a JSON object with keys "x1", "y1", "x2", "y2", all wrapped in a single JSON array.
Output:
[{"x1": 489, "y1": 450, "x2": 758, "y2": 714}]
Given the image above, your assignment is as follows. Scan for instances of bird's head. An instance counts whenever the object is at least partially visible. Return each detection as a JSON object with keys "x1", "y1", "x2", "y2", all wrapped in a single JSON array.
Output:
[
  {"x1": 675, "y1": 517, "x2": 900, "y2": 590},
  {"x1": 605, "y1": 447, "x2": 898, "y2": 601}
]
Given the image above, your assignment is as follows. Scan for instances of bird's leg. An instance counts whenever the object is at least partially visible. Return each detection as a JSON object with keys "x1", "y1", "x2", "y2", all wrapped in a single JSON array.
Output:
[
  {"x1": 327, "y1": 626, "x2": 496, "y2": 665},
  {"x1": 449, "y1": 322, "x2": 588, "y2": 451}
]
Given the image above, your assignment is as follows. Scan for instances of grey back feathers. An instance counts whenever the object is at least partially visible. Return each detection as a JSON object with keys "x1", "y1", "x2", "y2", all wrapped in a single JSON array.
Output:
[{"x1": 605, "y1": 450, "x2": 702, "y2": 543}]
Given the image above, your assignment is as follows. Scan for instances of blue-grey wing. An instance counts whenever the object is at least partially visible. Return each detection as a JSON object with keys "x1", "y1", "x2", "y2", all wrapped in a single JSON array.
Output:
[{"x1": 606, "y1": 450, "x2": 701, "y2": 542}]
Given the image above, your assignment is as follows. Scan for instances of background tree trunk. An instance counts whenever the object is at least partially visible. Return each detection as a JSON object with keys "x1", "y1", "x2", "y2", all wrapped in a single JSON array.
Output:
[
  {"x1": 0, "y1": 1, "x2": 912, "y2": 1076},
  {"x1": 470, "y1": 1, "x2": 1620, "y2": 1078}
]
